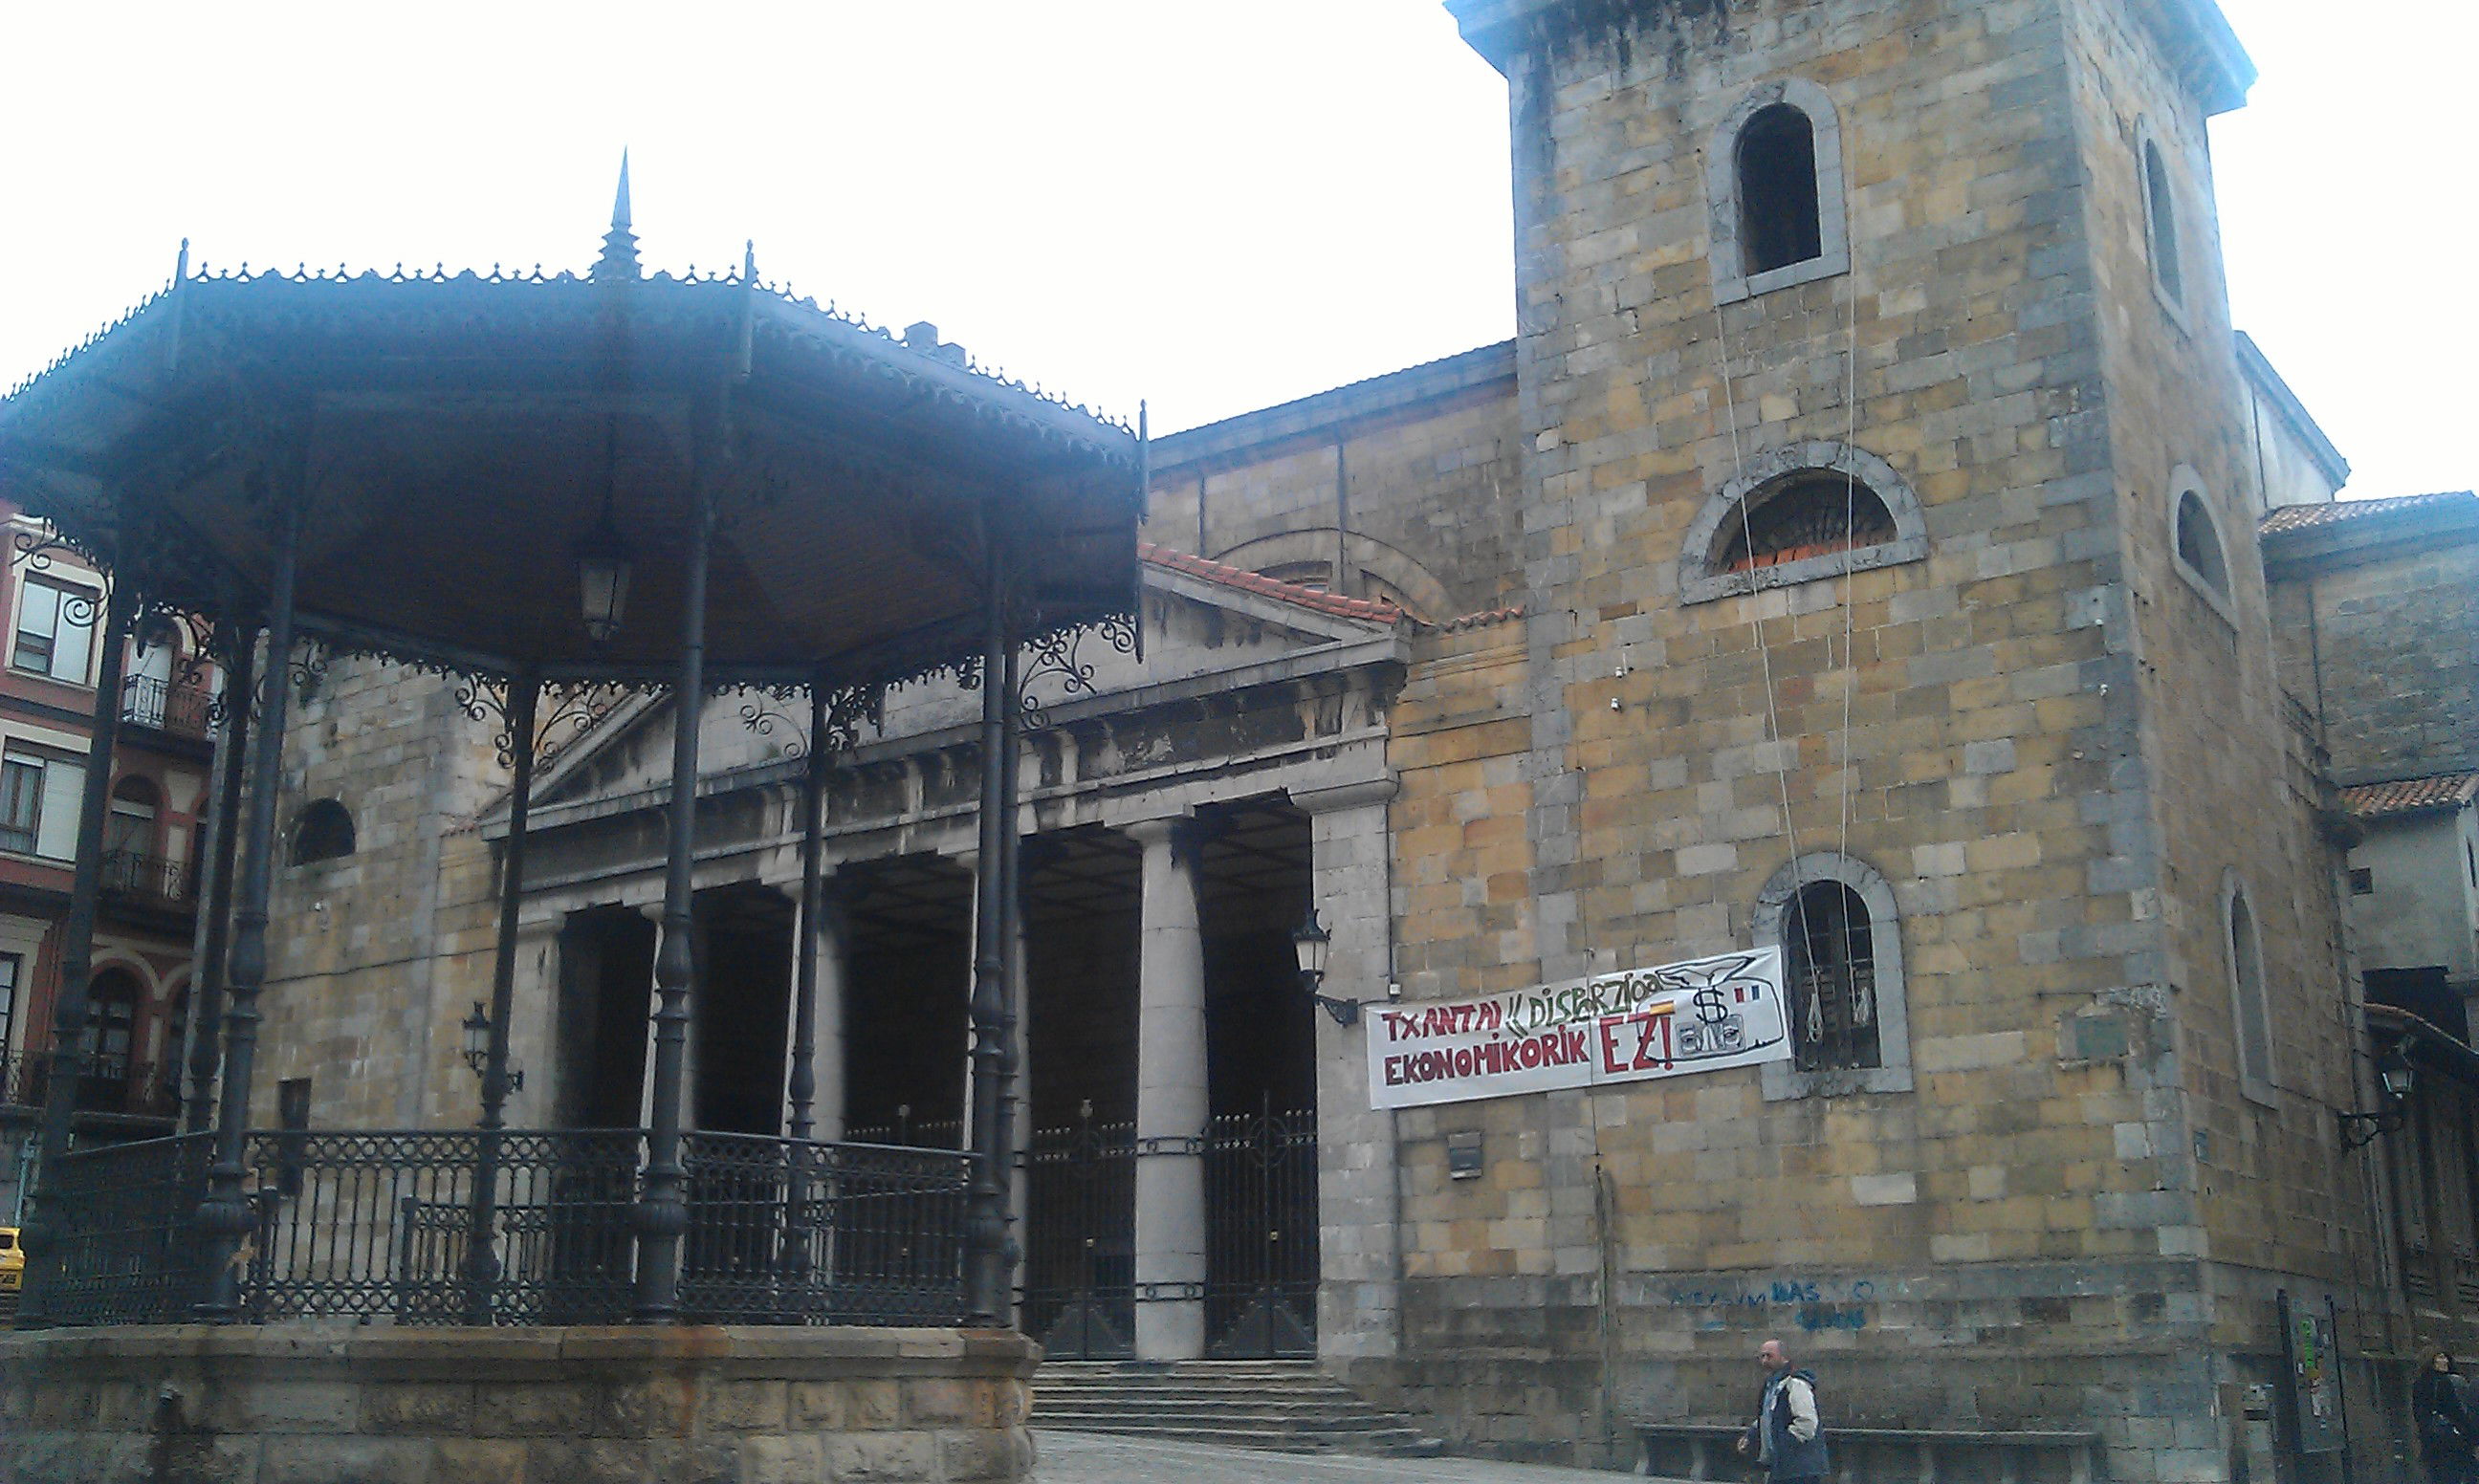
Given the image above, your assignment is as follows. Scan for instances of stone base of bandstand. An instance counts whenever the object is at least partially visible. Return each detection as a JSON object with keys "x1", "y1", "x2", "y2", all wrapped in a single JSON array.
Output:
[{"x1": 0, "y1": 1323, "x2": 1039, "y2": 1484}]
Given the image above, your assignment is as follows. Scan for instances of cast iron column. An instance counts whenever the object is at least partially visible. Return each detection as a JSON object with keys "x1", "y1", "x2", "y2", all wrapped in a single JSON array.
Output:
[
  {"x1": 463, "y1": 669, "x2": 537, "y2": 1321},
  {"x1": 196, "y1": 483, "x2": 304, "y2": 1320},
  {"x1": 180, "y1": 625, "x2": 252, "y2": 1135},
  {"x1": 16, "y1": 577, "x2": 138, "y2": 1325},
  {"x1": 962, "y1": 554, "x2": 1019, "y2": 1325},
  {"x1": 782, "y1": 679, "x2": 830, "y2": 1296},
  {"x1": 997, "y1": 638, "x2": 1025, "y2": 1320},
  {"x1": 634, "y1": 486, "x2": 713, "y2": 1322},
  {"x1": 787, "y1": 680, "x2": 827, "y2": 1146}
]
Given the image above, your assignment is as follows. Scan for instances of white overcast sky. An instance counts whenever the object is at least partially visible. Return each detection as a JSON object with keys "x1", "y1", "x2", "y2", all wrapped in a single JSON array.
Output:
[{"x1": 2, "y1": 2, "x2": 2468, "y2": 498}]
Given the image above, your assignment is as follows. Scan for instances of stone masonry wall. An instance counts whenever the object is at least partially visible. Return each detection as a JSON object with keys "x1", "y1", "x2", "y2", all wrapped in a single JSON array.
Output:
[
  {"x1": 1144, "y1": 365, "x2": 1525, "y2": 622},
  {"x1": 256, "y1": 655, "x2": 508, "y2": 1132},
  {"x1": 2064, "y1": 0, "x2": 2380, "y2": 1422},
  {"x1": 1355, "y1": 0, "x2": 2384, "y2": 1477},
  {"x1": 2284, "y1": 534, "x2": 2479, "y2": 786},
  {"x1": 0, "y1": 1324, "x2": 1038, "y2": 1484}
]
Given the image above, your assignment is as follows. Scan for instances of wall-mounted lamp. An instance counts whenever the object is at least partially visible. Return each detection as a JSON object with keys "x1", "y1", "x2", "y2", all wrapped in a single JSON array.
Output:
[
  {"x1": 461, "y1": 1002, "x2": 524, "y2": 1093},
  {"x1": 2337, "y1": 1041, "x2": 2412, "y2": 1150},
  {"x1": 1292, "y1": 908, "x2": 1359, "y2": 1027}
]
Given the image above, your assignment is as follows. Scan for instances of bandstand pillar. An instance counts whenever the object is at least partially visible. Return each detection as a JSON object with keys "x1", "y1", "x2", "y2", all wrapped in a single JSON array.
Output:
[
  {"x1": 196, "y1": 474, "x2": 305, "y2": 1320},
  {"x1": 180, "y1": 623, "x2": 252, "y2": 1135},
  {"x1": 464, "y1": 668, "x2": 538, "y2": 1320},
  {"x1": 634, "y1": 480, "x2": 714, "y2": 1323},
  {"x1": 1127, "y1": 813, "x2": 1209, "y2": 1360},
  {"x1": 17, "y1": 576, "x2": 138, "y2": 1325},
  {"x1": 963, "y1": 555, "x2": 1021, "y2": 1325}
]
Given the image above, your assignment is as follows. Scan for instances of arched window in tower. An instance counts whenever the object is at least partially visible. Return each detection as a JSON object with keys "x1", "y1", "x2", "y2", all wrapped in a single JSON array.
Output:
[
  {"x1": 1737, "y1": 104, "x2": 1823, "y2": 275},
  {"x1": 1783, "y1": 881, "x2": 1881, "y2": 1073},
  {"x1": 2143, "y1": 139, "x2": 2183, "y2": 306},
  {"x1": 2227, "y1": 880, "x2": 2273, "y2": 1101},
  {"x1": 2175, "y1": 489, "x2": 2228, "y2": 598},
  {"x1": 290, "y1": 797, "x2": 356, "y2": 866},
  {"x1": 1716, "y1": 471, "x2": 1898, "y2": 575}
]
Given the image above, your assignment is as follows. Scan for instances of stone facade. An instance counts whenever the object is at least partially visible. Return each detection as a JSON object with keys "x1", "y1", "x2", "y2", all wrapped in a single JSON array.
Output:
[
  {"x1": 0, "y1": 1324, "x2": 1037, "y2": 1484},
  {"x1": 186, "y1": 1, "x2": 2461, "y2": 1478}
]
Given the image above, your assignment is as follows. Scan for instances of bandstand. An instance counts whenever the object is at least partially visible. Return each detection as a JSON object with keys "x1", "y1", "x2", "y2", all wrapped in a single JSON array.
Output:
[{"x1": 0, "y1": 183, "x2": 1142, "y2": 1482}]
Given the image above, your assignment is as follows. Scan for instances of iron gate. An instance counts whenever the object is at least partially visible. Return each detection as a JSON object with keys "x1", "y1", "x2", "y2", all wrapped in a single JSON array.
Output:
[
  {"x1": 1021, "y1": 1105, "x2": 1136, "y2": 1357},
  {"x1": 1204, "y1": 1097, "x2": 1318, "y2": 1358}
]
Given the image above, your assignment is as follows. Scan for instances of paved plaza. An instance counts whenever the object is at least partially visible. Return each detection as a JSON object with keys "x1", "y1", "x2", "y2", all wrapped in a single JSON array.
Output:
[{"x1": 1032, "y1": 1432, "x2": 1685, "y2": 1484}]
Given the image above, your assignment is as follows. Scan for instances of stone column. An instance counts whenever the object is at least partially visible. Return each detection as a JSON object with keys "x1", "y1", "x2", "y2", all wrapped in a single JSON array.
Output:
[
  {"x1": 791, "y1": 885, "x2": 848, "y2": 1142},
  {"x1": 1294, "y1": 777, "x2": 1401, "y2": 1364},
  {"x1": 1127, "y1": 814, "x2": 1209, "y2": 1360}
]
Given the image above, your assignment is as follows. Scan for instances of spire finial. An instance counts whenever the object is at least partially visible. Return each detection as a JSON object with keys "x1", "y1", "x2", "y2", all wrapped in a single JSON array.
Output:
[{"x1": 594, "y1": 150, "x2": 641, "y2": 282}]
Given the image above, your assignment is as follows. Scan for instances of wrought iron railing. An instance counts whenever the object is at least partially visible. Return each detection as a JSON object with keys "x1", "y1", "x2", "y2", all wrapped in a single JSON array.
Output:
[
  {"x1": 0, "y1": 1047, "x2": 180, "y2": 1119},
  {"x1": 120, "y1": 675, "x2": 213, "y2": 739},
  {"x1": 99, "y1": 848, "x2": 196, "y2": 909},
  {"x1": 31, "y1": 1131, "x2": 215, "y2": 1325},
  {"x1": 25, "y1": 1126, "x2": 972, "y2": 1329},
  {"x1": 680, "y1": 1131, "x2": 972, "y2": 1326}
]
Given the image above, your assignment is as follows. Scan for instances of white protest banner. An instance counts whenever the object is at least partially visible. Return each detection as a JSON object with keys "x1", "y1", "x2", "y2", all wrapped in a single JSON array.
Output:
[{"x1": 1366, "y1": 945, "x2": 1790, "y2": 1109}]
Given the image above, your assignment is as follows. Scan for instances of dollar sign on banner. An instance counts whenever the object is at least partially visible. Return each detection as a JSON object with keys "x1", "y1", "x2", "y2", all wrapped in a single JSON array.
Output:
[{"x1": 1693, "y1": 987, "x2": 1730, "y2": 1025}]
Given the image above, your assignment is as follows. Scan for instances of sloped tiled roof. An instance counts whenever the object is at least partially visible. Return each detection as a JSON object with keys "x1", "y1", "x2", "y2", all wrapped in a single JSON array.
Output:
[
  {"x1": 2340, "y1": 772, "x2": 2479, "y2": 820},
  {"x1": 2261, "y1": 491, "x2": 2477, "y2": 535},
  {"x1": 1137, "y1": 541, "x2": 1404, "y2": 623}
]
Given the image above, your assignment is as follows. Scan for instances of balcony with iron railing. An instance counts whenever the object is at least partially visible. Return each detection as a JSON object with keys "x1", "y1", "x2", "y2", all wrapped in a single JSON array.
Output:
[
  {"x1": 98, "y1": 848, "x2": 196, "y2": 914},
  {"x1": 0, "y1": 1045, "x2": 180, "y2": 1121},
  {"x1": 119, "y1": 674, "x2": 213, "y2": 741}
]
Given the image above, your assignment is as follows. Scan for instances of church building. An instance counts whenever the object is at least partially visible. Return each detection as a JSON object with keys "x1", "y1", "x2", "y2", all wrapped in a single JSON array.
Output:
[{"x1": 220, "y1": 1, "x2": 2463, "y2": 1478}]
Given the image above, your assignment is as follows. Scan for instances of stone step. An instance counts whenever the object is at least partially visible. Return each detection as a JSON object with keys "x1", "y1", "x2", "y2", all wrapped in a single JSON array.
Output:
[
  {"x1": 1030, "y1": 1359, "x2": 1446, "y2": 1458},
  {"x1": 1035, "y1": 1420, "x2": 1447, "y2": 1456}
]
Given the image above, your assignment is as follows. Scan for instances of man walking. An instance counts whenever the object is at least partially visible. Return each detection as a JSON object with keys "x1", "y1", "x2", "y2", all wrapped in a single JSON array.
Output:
[{"x1": 1736, "y1": 1338, "x2": 1829, "y2": 1481}]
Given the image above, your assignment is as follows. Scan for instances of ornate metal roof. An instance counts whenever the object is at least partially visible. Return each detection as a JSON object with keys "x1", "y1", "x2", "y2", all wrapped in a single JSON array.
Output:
[{"x1": 0, "y1": 207, "x2": 1143, "y2": 694}]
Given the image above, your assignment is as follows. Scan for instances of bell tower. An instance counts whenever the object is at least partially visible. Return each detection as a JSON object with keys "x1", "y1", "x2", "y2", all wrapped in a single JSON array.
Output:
[{"x1": 1415, "y1": 2, "x2": 2373, "y2": 1477}]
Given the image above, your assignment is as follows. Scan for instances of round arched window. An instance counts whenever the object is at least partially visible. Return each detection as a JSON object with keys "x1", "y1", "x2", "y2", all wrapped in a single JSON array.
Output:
[
  {"x1": 290, "y1": 798, "x2": 356, "y2": 866},
  {"x1": 2175, "y1": 490, "x2": 2228, "y2": 597},
  {"x1": 1717, "y1": 472, "x2": 1898, "y2": 574}
]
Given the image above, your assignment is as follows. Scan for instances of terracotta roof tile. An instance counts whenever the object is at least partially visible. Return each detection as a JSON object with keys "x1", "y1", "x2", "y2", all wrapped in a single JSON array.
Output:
[
  {"x1": 1437, "y1": 604, "x2": 1525, "y2": 632},
  {"x1": 2339, "y1": 772, "x2": 2479, "y2": 820},
  {"x1": 1137, "y1": 541, "x2": 1404, "y2": 623},
  {"x1": 2260, "y1": 491, "x2": 2477, "y2": 535}
]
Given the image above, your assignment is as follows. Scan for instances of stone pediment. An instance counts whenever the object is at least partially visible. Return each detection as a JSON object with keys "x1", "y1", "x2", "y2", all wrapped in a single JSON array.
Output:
[{"x1": 514, "y1": 549, "x2": 1406, "y2": 820}]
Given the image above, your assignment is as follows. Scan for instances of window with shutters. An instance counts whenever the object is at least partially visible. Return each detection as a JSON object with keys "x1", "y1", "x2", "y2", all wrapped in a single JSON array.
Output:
[
  {"x1": 11, "y1": 576, "x2": 98, "y2": 685},
  {"x1": 0, "y1": 747, "x2": 87, "y2": 860}
]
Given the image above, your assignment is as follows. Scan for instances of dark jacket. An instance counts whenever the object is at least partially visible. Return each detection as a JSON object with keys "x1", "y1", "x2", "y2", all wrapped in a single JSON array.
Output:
[
  {"x1": 1741, "y1": 1366, "x2": 1830, "y2": 1480},
  {"x1": 2416, "y1": 1368, "x2": 2477, "y2": 1462}
]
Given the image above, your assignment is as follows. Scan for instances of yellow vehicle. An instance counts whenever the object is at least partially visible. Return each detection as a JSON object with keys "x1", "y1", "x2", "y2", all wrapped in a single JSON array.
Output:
[{"x1": 0, "y1": 1225, "x2": 20, "y2": 1303}]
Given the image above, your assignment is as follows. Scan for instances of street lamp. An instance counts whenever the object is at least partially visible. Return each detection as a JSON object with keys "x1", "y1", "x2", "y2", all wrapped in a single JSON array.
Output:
[
  {"x1": 1292, "y1": 908, "x2": 1358, "y2": 1027},
  {"x1": 461, "y1": 1002, "x2": 523, "y2": 1092},
  {"x1": 2338, "y1": 1040, "x2": 2412, "y2": 1150}
]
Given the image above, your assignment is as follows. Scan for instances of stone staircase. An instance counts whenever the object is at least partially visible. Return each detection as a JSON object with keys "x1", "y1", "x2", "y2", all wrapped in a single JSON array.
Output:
[{"x1": 1030, "y1": 1360, "x2": 1446, "y2": 1456}]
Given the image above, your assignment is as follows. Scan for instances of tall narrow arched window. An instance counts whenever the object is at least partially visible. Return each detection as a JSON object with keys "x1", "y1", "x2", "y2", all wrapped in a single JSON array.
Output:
[
  {"x1": 1784, "y1": 882, "x2": 1879, "y2": 1073},
  {"x1": 2142, "y1": 139, "x2": 2183, "y2": 306},
  {"x1": 1752, "y1": 853, "x2": 1913, "y2": 1100},
  {"x1": 1707, "y1": 78, "x2": 1849, "y2": 305},
  {"x1": 2175, "y1": 491, "x2": 2227, "y2": 595},
  {"x1": 2227, "y1": 879, "x2": 2273, "y2": 1102},
  {"x1": 1738, "y1": 105, "x2": 1822, "y2": 275}
]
